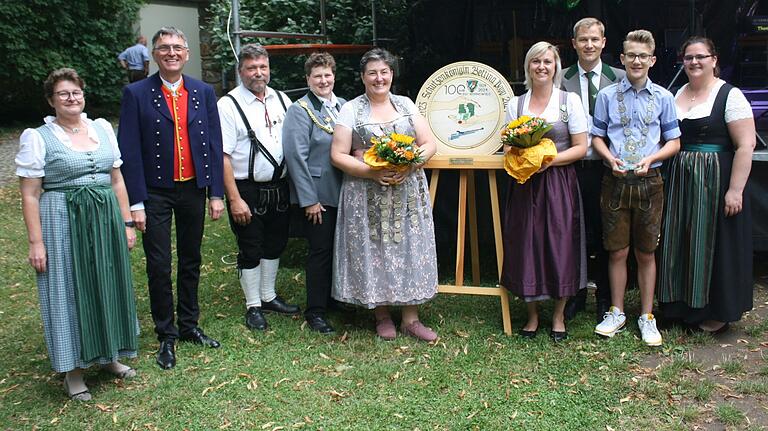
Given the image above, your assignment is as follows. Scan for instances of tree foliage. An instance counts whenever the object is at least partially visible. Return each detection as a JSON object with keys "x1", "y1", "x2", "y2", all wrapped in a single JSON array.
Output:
[
  {"x1": 204, "y1": 0, "x2": 411, "y2": 100},
  {"x1": 0, "y1": 0, "x2": 143, "y2": 122}
]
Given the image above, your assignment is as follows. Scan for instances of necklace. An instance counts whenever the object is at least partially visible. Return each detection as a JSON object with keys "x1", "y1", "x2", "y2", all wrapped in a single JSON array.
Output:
[
  {"x1": 56, "y1": 120, "x2": 84, "y2": 134},
  {"x1": 616, "y1": 88, "x2": 656, "y2": 167},
  {"x1": 299, "y1": 100, "x2": 334, "y2": 134},
  {"x1": 687, "y1": 80, "x2": 714, "y2": 102}
]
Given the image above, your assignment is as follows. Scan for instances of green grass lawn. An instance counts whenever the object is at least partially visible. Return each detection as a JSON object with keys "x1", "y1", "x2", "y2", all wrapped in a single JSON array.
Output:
[{"x1": 0, "y1": 185, "x2": 696, "y2": 430}]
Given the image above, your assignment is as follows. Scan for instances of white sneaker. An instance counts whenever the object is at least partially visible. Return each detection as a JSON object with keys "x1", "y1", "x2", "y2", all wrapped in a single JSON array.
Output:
[
  {"x1": 638, "y1": 313, "x2": 663, "y2": 346},
  {"x1": 595, "y1": 306, "x2": 626, "y2": 337}
]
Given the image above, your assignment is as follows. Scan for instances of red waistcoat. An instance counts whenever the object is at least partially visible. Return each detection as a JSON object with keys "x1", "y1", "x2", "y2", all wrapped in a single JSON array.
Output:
[{"x1": 161, "y1": 83, "x2": 196, "y2": 181}]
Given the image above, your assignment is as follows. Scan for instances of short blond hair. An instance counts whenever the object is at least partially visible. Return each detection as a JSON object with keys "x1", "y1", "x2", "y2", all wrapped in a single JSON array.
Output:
[
  {"x1": 523, "y1": 41, "x2": 562, "y2": 90},
  {"x1": 573, "y1": 18, "x2": 605, "y2": 38},
  {"x1": 624, "y1": 29, "x2": 655, "y2": 53}
]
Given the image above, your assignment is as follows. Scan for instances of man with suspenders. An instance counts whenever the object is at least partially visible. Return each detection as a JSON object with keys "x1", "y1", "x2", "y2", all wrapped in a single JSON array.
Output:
[{"x1": 218, "y1": 43, "x2": 300, "y2": 331}]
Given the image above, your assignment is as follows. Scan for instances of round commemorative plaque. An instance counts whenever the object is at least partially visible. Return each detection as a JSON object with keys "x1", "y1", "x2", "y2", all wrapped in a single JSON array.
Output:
[{"x1": 416, "y1": 61, "x2": 514, "y2": 155}]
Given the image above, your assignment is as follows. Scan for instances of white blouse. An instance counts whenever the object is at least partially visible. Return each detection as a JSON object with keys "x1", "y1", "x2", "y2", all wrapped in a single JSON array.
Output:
[
  {"x1": 675, "y1": 79, "x2": 753, "y2": 123},
  {"x1": 506, "y1": 87, "x2": 588, "y2": 135},
  {"x1": 16, "y1": 114, "x2": 122, "y2": 178}
]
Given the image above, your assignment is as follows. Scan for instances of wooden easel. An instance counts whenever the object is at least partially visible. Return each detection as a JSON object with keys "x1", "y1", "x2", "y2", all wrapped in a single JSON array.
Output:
[{"x1": 425, "y1": 154, "x2": 512, "y2": 335}]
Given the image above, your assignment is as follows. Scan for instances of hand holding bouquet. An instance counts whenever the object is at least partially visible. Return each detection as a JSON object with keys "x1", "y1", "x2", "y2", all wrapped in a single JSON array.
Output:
[
  {"x1": 501, "y1": 116, "x2": 558, "y2": 184},
  {"x1": 364, "y1": 132, "x2": 424, "y2": 172}
]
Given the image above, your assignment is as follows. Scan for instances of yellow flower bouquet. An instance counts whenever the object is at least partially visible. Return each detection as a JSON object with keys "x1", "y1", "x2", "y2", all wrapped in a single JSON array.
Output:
[
  {"x1": 501, "y1": 116, "x2": 558, "y2": 184},
  {"x1": 363, "y1": 132, "x2": 424, "y2": 172}
]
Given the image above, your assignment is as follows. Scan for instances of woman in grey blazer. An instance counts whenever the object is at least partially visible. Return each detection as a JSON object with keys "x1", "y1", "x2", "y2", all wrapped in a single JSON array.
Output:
[{"x1": 283, "y1": 52, "x2": 346, "y2": 334}]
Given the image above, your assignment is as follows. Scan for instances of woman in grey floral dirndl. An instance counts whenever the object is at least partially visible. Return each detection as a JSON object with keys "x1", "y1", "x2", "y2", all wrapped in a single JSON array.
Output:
[{"x1": 330, "y1": 48, "x2": 439, "y2": 341}]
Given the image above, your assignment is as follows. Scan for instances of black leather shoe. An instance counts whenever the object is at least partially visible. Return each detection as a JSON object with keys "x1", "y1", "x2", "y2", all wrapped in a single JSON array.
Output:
[
  {"x1": 245, "y1": 307, "x2": 268, "y2": 331},
  {"x1": 595, "y1": 298, "x2": 611, "y2": 324},
  {"x1": 261, "y1": 296, "x2": 300, "y2": 315},
  {"x1": 564, "y1": 292, "x2": 586, "y2": 321},
  {"x1": 328, "y1": 299, "x2": 355, "y2": 313},
  {"x1": 550, "y1": 330, "x2": 568, "y2": 343},
  {"x1": 518, "y1": 328, "x2": 538, "y2": 339},
  {"x1": 156, "y1": 340, "x2": 176, "y2": 370},
  {"x1": 306, "y1": 315, "x2": 335, "y2": 334},
  {"x1": 179, "y1": 327, "x2": 221, "y2": 348}
]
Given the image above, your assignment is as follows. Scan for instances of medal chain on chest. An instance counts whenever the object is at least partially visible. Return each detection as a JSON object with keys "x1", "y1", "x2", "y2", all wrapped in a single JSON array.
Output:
[{"x1": 617, "y1": 89, "x2": 655, "y2": 164}]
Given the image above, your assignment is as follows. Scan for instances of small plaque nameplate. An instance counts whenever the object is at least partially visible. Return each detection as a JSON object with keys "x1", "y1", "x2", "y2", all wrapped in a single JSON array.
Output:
[{"x1": 449, "y1": 158, "x2": 474, "y2": 165}]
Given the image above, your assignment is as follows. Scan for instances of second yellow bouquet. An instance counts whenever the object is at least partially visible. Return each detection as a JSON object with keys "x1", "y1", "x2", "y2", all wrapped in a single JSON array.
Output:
[
  {"x1": 501, "y1": 116, "x2": 557, "y2": 184},
  {"x1": 364, "y1": 132, "x2": 424, "y2": 171}
]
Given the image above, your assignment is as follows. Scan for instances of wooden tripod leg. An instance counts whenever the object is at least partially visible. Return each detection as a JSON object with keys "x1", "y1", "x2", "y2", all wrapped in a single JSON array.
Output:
[
  {"x1": 488, "y1": 170, "x2": 512, "y2": 335},
  {"x1": 429, "y1": 169, "x2": 440, "y2": 208},
  {"x1": 455, "y1": 170, "x2": 467, "y2": 287},
  {"x1": 467, "y1": 172, "x2": 480, "y2": 286}
]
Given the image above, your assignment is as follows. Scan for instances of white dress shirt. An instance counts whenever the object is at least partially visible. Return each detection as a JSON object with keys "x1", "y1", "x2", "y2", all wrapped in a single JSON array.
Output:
[
  {"x1": 218, "y1": 85, "x2": 291, "y2": 181},
  {"x1": 578, "y1": 60, "x2": 602, "y2": 159}
]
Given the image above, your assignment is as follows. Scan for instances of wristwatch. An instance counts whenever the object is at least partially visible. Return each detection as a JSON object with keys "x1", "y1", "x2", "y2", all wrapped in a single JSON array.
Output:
[{"x1": 125, "y1": 221, "x2": 136, "y2": 228}]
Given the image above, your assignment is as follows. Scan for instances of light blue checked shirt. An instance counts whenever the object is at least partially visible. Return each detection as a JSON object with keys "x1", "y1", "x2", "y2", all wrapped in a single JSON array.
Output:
[{"x1": 591, "y1": 77, "x2": 680, "y2": 168}]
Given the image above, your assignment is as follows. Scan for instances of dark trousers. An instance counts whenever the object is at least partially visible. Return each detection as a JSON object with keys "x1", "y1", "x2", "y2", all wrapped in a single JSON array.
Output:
[
  {"x1": 143, "y1": 181, "x2": 206, "y2": 341},
  {"x1": 303, "y1": 206, "x2": 337, "y2": 317},
  {"x1": 576, "y1": 160, "x2": 610, "y2": 301},
  {"x1": 227, "y1": 179, "x2": 289, "y2": 269},
  {"x1": 128, "y1": 69, "x2": 147, "y2": 83}
]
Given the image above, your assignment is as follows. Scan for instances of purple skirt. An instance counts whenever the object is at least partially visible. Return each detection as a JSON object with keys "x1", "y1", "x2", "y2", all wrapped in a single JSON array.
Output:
[{"x1": 500, "y1": 164, "x2": 586, "y2": 300}]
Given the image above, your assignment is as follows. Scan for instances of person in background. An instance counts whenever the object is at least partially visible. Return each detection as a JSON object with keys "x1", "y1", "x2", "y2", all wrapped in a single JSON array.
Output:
[
  {"x1": 118, "y1": 35, "x2": 150, "y2": 83},
  {"x1": 657, "y1": 36, "x2": 755, "y2": 334},
  {"x1": 217, "y1": 43, "x2": 300, "y2": 332},
  {"x1": 283, "y1": 52, "x2": 346, "y2": 334},
  {"x1": 561, "y1": 17, "x2": 625, "y2": 323},
  {"x1": 17, "y1": 68, "x2": 139, "y2": 400},
  {"x1": 330, "y1": 48, "x2": 439, "y2": 341}
]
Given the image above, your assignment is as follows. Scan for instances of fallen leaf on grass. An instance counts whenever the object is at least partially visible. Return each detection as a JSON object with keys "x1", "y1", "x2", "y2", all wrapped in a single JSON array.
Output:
[
  {"x1": 209, "y1": 375, "x2": 216, "y2": 384},
  {"x1": 737, "y1": 339, "x2": 749, "y2": 344},
  {"x1": 402, "y1": 357, "x2": 416, "y2": 365},
  {"x1": 219, "y1": 418, "x2": 231, "y2": 429},
  {"x1": 274, "y1": 378, "x2": 290, "y2": 388},
  {"x1": 455, "y1": 330, "x2": 470, "y2": 338},
  {"x1": 0, "y1": 384, "x2": 19, "y2": 394},
  {"x1": 292, "y1": 422, "x2": 305, "y2": 428},
  {"x1": 393, "y1": 413, "x2": 404, "y2": 419},
  {"x1": 319, "y1": 353, "x2": 330, "y2": 360},
  {"x1": 247, "y1": 379, "x2": 259, "y2": 390},
  {"x1": 466, "y1": 411, "x2": 478, "y2": 419},
  {"x1": 95, "y1": 404, "x2": 112, "y2": 412},
  {"x1": 261, "y1": 423, "x2": 274, "y2": 430},
  {"x1": 328, "y1": 389, "x2": 349, "y2": 401},
  {"x1": 619, "y1": 396, "x2": 631, "y2": 403},
  {"x1": 340, "y1": 332, "x2": 348, "y2": 342}
]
